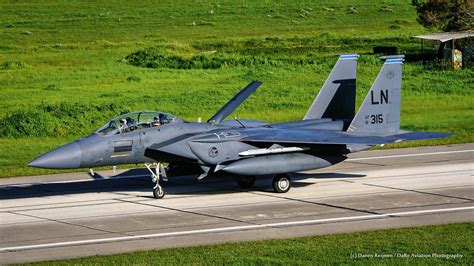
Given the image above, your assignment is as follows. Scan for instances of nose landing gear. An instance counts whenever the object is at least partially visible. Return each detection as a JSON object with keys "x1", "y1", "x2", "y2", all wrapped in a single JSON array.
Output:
[
  {"x1": 153, "y1": 183, "x2": 165, "y2": 199},
  {"x1": 145, "y1": 162, "x2": 167, "y2": 199}
]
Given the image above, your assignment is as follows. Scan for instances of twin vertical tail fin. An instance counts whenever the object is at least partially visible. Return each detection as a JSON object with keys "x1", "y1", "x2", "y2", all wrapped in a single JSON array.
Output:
[
  {"x1": 304, "y1": 54, "x2": 358, "y2": 121},
  {"x1": 347, "y1": 55, "x2": 404, "y2": 136}
]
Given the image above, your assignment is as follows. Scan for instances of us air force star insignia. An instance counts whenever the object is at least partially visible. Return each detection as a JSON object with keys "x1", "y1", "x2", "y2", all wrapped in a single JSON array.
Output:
[
  {"x1": 209, "y1": 146, "x2": 219, "y2": 158},
  {"x1": 386, "y1": 70, "x2": 395, "y2": 79}
]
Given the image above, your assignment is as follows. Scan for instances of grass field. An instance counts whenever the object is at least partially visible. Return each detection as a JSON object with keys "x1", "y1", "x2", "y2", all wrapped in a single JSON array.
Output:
[
  {"x1": 23, "y1": 222, "x2": 473, "y2": 265},
  {"x1": 0, "y1": 0, "x2": 473, "y2": 178}
]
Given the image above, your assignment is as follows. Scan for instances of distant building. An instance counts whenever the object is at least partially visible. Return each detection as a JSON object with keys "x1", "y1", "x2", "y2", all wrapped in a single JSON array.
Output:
[{"x1": 414, "y1": 31, "x2": 474, "y2": 69}]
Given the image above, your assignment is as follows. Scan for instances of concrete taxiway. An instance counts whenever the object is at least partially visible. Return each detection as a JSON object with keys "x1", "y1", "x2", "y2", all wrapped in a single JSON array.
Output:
[{"x1": 1, "y1": 143, "x2": 473, "y2": 263}]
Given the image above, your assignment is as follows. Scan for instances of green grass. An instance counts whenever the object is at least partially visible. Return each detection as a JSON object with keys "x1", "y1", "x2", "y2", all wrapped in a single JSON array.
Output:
[
  {"x1": 22, "y1": 222, "x2": 474, "y2": 265},
  {"x1": 1, "y1": 0, "x2": 473, "y2": 178}
]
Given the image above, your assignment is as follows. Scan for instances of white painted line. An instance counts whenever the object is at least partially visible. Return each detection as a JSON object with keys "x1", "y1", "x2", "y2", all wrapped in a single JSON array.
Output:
[
  {"x1": 389, "y1": 206, "x2": 474, "y2": 216},
  {"x1": 347, "y1": 150, "x2": 474, "y2": 162},
  {"x1": 1, "y1": 206, "x2": 472, "y2": 252}
]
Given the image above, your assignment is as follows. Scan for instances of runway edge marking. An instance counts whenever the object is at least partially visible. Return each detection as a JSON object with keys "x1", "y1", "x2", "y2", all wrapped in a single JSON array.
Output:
[
  {"x1": 1, "y1": 206, "x2": 473, "y2": 252},
  {"x1": 346, "y1": 149, "x2": 474, "y2": 162}
]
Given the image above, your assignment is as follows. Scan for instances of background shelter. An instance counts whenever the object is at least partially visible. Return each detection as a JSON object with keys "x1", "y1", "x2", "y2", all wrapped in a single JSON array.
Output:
[{"x1": 414, "y1": 31, "x2": 474, "y2": 68}]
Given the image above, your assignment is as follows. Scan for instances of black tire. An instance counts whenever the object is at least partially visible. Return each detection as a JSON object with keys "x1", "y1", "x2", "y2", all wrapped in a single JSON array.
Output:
[
  {"x1": 272, "y1": 174, "x2": 291, "y2": 193},
  {"x1": 153, "y1": 186, "x2": 166, "y2": 199},
  {"x1": 236, "y1": 175, "x2": 256, "y2": 189}
]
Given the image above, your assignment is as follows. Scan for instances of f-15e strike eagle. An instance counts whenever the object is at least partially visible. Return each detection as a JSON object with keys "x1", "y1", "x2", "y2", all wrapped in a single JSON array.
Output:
[{"x1": 29, "y1": 54, "x2": 450, "y2": 198}]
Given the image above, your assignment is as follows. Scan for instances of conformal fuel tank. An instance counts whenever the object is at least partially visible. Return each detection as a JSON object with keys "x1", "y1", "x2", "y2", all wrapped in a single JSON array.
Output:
[{"x1": 221, "y1": 153, "x2": 346, "y2": 175}]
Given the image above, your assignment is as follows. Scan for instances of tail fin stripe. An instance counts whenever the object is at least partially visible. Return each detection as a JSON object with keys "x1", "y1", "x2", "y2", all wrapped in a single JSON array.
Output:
[
  {"x1": 385, "y1": 59, "x2": 404, "y2": 64},
  {"x1": 339, "y1": 54, "x2": 359, "y2": 59}
]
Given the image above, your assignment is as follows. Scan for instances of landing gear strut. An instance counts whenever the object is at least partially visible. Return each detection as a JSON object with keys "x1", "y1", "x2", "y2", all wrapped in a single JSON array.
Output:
[
  {"x1": 236, "y1": 175, "x2": 256, "y2": 189},
  {"x1": 145, "y1": 162, "x2": 167, "y2": 199},
  {"x1": 272, "y1": 174, "x2": 291, "y2": 193}
]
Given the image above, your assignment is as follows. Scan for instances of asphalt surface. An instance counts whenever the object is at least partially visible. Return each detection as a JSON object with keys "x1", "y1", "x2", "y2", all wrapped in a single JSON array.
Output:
[{"x1": 1, "y1": 143, "x2": 473, "y2": 264}]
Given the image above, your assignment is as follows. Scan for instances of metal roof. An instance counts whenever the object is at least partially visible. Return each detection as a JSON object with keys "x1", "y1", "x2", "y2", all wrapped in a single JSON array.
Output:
[{"x1": 414, "y1": 31, "x2": 474, "y2": 42}]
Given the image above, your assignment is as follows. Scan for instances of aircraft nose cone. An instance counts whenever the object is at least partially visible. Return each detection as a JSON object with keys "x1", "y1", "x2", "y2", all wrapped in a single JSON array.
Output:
[{"x1": 29, "y1": 141, "x2": 82, "y2": 169}]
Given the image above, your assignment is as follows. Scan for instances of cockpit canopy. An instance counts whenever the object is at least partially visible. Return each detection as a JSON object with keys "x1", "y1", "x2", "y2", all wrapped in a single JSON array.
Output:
[{"x1": 96, "y1": 111, "x2": 182, "y2": 136}]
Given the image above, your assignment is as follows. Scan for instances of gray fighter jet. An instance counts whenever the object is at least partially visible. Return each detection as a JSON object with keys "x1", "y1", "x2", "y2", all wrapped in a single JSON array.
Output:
[{"x1": 29, "y1": 55, "x2": 450, "y2": 199}]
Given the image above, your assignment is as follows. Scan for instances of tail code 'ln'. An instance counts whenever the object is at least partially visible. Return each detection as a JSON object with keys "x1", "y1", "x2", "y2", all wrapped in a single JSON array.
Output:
[{"x1": 347, "y1": 56, "x2": 404, "y2": 136}]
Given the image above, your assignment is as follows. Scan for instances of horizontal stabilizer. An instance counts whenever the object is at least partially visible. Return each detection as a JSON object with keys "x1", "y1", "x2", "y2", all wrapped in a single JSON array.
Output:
[{"x1": 387, "y1": 131, "x2": 452, "y2": 142}]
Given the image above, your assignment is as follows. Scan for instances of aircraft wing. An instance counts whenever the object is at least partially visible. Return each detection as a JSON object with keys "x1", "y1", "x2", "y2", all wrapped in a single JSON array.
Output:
[{"x1": 208, "y1": 81, "x2": 262, "y2": 124}]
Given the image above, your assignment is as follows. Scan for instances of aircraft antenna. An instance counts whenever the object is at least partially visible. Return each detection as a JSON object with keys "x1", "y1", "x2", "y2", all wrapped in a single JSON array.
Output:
[{"x1": 233, "y1": 115, "x2": 247, "y2": 128}]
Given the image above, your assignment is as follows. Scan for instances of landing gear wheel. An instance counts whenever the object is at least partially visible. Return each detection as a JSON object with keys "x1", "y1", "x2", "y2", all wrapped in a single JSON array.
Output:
[
  {"x1": 146, "y1": 162, "x2": 167, "y2": 199},
  {"x1": 153, "y1": 186, "x2": 166, "y2": 199},
  {"x1": 272, "y1": 174, "x2": 291, "y2": 193},
  {"x1": 236, "y1": 175, "x2": 256, "y2": 189}
]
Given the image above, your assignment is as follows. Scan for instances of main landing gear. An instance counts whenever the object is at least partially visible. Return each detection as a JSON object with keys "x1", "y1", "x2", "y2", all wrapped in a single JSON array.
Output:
[
  {"x1": 272, "y1": 174, "x2": 291, "y2": 193},
  {"x1": 235, "y1": 174, "x2": 292, "y2": 193},
  {"x1": 145, "y1": 162, "x2": 167, "y2": 199}
]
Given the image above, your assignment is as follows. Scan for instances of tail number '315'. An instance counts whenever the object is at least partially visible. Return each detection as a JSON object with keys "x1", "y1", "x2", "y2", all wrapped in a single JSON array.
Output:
[{"x1": 370, "y1": 114, "x2": 383, "y2": 124}]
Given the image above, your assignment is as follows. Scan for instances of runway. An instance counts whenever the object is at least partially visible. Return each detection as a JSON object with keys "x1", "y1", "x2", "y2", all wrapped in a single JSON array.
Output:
[{"x1": 1, "y1": 144, "x2": 473, "y2": 263}]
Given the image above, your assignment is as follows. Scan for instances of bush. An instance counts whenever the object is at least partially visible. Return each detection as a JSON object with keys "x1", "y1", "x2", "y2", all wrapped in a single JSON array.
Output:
[
  {"x1": 124, "y1": 36, "x2": 415, "y2": 70},
  {"x1": 44, "y1": 84, "x2": 60, "y2": 91},
  {"x1": 0, "y1": 61, "x2": 26, "y2": 70},
  {"x1": 126, "y1": 76, "x2": 141, "y2": 82},
  {"x1": 0, "y1": 111, "x2": 56, "y2": 137},
  {"x1": 125, "y1": 48, "x2": 313, "y2": 69},
  {"x1": 0, "y1": 102, "x2": 125, "y2": 138}
]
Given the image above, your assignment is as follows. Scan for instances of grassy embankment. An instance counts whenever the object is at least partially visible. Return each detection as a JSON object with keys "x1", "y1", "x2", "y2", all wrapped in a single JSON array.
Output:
[
  {"x1": 23, "y1": 222, "x2": 473, "y2": 265},
  {"x1": 1, "y1": 1, "x2": 472, "y2": 178}
]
